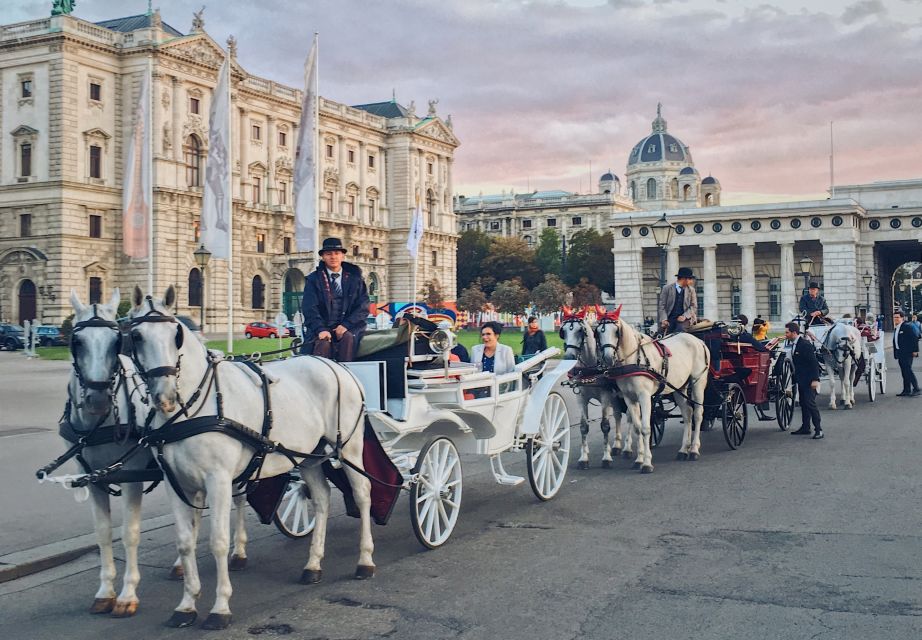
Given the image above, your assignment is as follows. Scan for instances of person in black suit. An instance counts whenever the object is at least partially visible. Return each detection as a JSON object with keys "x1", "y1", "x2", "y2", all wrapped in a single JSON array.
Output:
[
  {"x1": 300, "y1": 237, "x2": 370, "y2": 361},
  {"x1": 893, "y1": 311, "x2": 920, "y2": 397},
  {"x1": 785, "y1": 322, "x2": 823, "y2": 439}
]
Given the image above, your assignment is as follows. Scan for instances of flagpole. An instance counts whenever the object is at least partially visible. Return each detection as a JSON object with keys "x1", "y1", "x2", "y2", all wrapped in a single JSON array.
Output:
[
  {"x1": 147, "y1": 52, "x2": 154, "y2": 294},
  {"x1": 412, "y1": 194, "x2": 419, "y2": 308},
  {"x1": 225, "y1": 58, "x2": 234, "y2": 353},
  {"x1": 314, "y1": 32, "x2": 320, "y2": 258}
]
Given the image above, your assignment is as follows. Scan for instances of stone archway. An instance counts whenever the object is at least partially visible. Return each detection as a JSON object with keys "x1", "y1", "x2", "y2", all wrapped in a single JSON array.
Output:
[
  {"x1": 18, "y1": 279, "x2": 36, "y2": 324},
  {"x1": 875, "y1": 239, "x2": 922, "y2": 327}
]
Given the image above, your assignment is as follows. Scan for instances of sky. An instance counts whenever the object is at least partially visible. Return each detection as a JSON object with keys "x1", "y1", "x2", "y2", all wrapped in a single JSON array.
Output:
[{"x1": 6, "y1": 0, "x2": 922, "y2": 205}]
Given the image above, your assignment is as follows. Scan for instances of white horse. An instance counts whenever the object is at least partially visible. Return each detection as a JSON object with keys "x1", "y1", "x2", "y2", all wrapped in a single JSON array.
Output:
[
  {"x1": 817, "y1": 321, "x2": 861, "y2": 410},
  {"x1": 128, "y1": 286, "x2": 373, "y2": 630},
  {"x1": 596, "y1": 316, "x2": 710, "y2": 471},
  {"x1": 559, "y1": 309, "x2": 625, "y2": 468}
]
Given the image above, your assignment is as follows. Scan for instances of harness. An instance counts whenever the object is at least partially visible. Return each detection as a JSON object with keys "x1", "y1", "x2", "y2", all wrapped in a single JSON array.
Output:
[{"x1": 820, "y1": 323, "x2": 859, "y2": 368}]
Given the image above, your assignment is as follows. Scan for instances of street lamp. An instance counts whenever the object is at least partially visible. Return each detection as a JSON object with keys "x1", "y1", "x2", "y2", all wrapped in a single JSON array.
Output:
[
  {"x1": 651, "y1": 213, "x2": 675, "y2": 289},
  {"x1": 799, "y1": 255, "x2": 814, "y2": 295},
  {"x1": 862, "y1": 270, "x2": 872, "y2": 315},
  {"x1": 193, "y1": 244, "x2": 212, "y2": 332}
]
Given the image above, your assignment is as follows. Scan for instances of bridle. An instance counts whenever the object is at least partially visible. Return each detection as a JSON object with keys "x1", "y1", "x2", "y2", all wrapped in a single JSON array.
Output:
[
  {"x1": 129, "y1": 296, "x2": 184, "y2": 383},
  {"x1": 559, "y1": 317, "x2": 587, "y2": 357},
  {"x1": 595, "y1": 317, "x2": 622, "y2": 362},
  {"x1": 70, "y1": 303, "x2": 122, "y2": 393}
]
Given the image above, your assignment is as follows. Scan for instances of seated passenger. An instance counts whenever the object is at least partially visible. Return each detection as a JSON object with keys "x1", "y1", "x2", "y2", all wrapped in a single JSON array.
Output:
[
  {"x1": 471, "y1": 321, "x2": 515, "y2": 374},
  {"x1": 752, "y1": 316, "x2": 770, "y2": 341},
  {"x1": 731, "y1": 315, "x2": 768, "y2": 352}
]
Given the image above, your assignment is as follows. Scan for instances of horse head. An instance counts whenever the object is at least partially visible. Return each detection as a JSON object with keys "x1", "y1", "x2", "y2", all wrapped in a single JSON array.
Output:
[
  {"x1": 594, "y1": 304, "x2": 624, "y2": 368},
  {"x1": 69, "y1": 287, "x2": 122, "y2": 416},
  {"x1": 560, "y1": 306, "x2": 596, "y2": 364}
]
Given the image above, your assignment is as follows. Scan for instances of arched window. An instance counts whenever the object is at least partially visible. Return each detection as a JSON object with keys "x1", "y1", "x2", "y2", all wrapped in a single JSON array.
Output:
[
  {"x1": 705, "y1": 193, "x2": 713, "y2": 206},
  {"x1": 629, "y1": 181, "x2": 636, "y2": 200},
  {"x1": 188, "y1": 268, "x2": 202, "y2": 307},
  {"x1": 646, "y1": 178, "x2": 657, "y2": 200},
  {"x1": 427, "y1": 189, "x2": 437, "y2": 227},
  {"x1": 671, "y1": 178, "x2": 678, "y2": 199},
  {"x1": 251, "y1": 275, "x2": 265, "y2": 309},
  {"x1": 185, "y1": 135, "x2": 203, "y2": 187},
  {"x1": 683, "y1": 184, "x2": 691, "y2": 200}
]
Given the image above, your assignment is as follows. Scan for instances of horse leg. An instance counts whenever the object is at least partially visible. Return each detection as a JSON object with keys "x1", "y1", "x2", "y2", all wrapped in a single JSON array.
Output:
[
  {"x1": 577, "y1": 402, "x2": 591, "y2": 470},
  {"x1": 228, "y1": 493, "x2": 248, "y2": 571},
  {"x1": 600, "y1": 407, "x2": 613, "y2": 469},
  {"x1": 164, "y1": 493, "x2": 202, "y2": 628},
  {"x1": 690, "y1": 378, "x2": 706, "y2": 458},
  {"x1": 341, "y1": 436, "x2": 376, "y2": 579},
  {"x1": 637, "y1": 393, "x2": 654, "y2": 473},
  {"x1": 675, "y1": 392, "x2": 692, "y2": 460},
  {"x1": 298, "y1": 463, "x2": 330, "y2": 584},
  {"x1": 828, "y1": 361, "x2": 838, "y2": 409},
  {"x1": 200, "y1": 473, "x2": 234, "y2": 630},
  {"x1": 611, "y1": 402, "x2": 623, "y2": 456},
  {"x1": 111, "y1": 483, "x2": 143, "y2": 618},
  {"x1": 88, "y1": 486, "x2": 117, "y2": 614},
  {"x1": 625, "y1": 398, "x2": 643, "y2": 470}
]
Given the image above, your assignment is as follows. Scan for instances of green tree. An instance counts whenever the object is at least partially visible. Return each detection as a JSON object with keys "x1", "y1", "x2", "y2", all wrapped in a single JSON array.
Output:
[
  {"x1": 456, "y1": 229, "x2": 493, "y2": 291},
  {"x1": 491, "y1": 278, "x2": 530, "y2": 313},
  {"x1": 563, "y1": 229, "x2": 614, "y2": 294},
  {"x1": 419, "y1": 279, "x2": 445, "y2": 308},
  {"x1": 481, "y1": 237, "x2": 541, "y2": 289},
  {"x1": 534, "y1": 227, "x2": 562, "y2": 276},
  {"x1": 457, "y1": 281, "x2": 488, "y2": 313},
  {"x1": 531, "y1": 274, "x2": 570, "y2": 313},
  {"x1": 571, "y1": 277, "x2": 602, "y2": 307}
]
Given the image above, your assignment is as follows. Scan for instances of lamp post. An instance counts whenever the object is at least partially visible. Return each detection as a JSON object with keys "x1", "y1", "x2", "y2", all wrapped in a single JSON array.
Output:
[
  {"x1": 193, "y1": 244, "x2": 212, "y2": 332},
  {"x1": 799, "y1": 255, "x2": 814, "y2": 296},
  {"x1": 862, "y1": 270, "x2": 872, "y2": 316},
  {"x1": 651, "y1": 212, "x2": 675, "y2": 289}
]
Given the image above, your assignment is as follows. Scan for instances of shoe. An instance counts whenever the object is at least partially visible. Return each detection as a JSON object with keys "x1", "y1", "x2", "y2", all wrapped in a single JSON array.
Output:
[
  {"x1": 912, "y1": 390, "x2": 921, "y2": 397},
  {"x1": 897, "y1": 392, "x2": 911, "y2": 397},
  {"x1": 812, "y1": 430, "x2": 824, "y2": 440},
  {"x1": 791, "y1": 427, "x2": 812, "y2": 435}
]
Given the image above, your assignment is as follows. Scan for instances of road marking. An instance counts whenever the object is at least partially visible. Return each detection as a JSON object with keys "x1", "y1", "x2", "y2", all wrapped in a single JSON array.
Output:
[{"x1": 0, "y1": 427, "x2": 51, "y2": 438}]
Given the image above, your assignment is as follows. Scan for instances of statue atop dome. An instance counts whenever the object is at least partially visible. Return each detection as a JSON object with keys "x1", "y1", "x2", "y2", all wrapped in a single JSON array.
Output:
[{"x1": 652, "y1": 102, "x2": 667, "y2": 133}]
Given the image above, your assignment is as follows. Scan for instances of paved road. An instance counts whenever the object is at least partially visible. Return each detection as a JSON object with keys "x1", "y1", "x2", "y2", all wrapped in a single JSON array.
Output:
[{"x1": 1, "y1": 351, "x2": 921, "y2": 639}]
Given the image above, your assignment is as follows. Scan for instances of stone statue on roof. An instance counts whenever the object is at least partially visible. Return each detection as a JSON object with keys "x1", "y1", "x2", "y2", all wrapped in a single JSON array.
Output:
[
  {"x1": 427, "y1": 99, "x2": 438, "y2": 117},
  {"x1": 192, "y1": 6, "x2": 206, "y2": 32},
  {"x1": 445, "y1": 114, "x2": 453, "y2": 130},
  {"x1": 407, "y1": 100, "x2": 416, "y2": 118},
  {"x1": 51, "y1": 0, "x2": 76, "y2": 16},
  {"x1": 227, "y1": 35, "x2": 237, "y2": 58}
]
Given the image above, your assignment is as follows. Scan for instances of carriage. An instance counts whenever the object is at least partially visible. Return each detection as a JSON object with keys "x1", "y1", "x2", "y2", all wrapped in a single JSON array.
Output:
[{"x1": 796, "y1": 317, "x2": 887, "y2": 402}]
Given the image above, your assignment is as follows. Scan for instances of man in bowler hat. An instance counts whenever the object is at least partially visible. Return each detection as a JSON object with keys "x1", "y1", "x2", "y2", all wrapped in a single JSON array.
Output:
[
  {"x1": 799, "y1": 282, "x2": 829, "y2": 326},
  {"x1": 300, "y1": 237, "x2": 370, "y2": 361},
  {"x1": 658, "y1": 267, "x2": 698, "y2": 333},
  {"x1": 786, "y1": 322, "x2": 824, "y2": 439}
]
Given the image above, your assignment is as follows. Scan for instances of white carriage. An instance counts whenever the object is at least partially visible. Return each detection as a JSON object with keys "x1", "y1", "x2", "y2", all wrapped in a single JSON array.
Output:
[
  {"x1": 793, "y1": 318, "x2": 887, "y2": 401},
  {"x1": 275, "y1": 321, "x2": 575, "y2": 549}
]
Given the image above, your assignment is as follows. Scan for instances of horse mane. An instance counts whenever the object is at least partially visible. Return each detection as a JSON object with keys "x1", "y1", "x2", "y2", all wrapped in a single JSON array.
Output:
[{"x1": 580, "y1": 317, "x2": 598, "y2": 366}]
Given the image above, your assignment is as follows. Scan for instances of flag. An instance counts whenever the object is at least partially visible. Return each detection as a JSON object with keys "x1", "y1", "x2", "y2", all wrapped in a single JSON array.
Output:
[
  {"x1": 294, "y1": 36, "x2": 318, "y2": 252},
  {"x1": 201, "y1": 56, "x2": 231, "y2": 258},
  {"x1": 122, "y1": 69, "x2": 150, "y2": 258},
  {"x1": 407, "y1": 197, "x2": 424, "y2": 258}
]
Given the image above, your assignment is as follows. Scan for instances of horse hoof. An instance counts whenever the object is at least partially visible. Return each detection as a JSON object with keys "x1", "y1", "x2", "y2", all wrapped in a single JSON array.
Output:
[
  {"x1": 676, "y1": 452, "x2": 688, "y2": 461},
  {"x1": 111, "y1": 600, "x2": 139, "y2": 618},
  {"x1": 623, "y1": 450, "x2": 634, "y2": 459},
  {"x1": 299, "y1": 569, "x2": 323, "y2": 584},
  {"x1": 577, "y1": 460, "x2": 589, "y2": 470},
  {"x1": 165, "y1": 610, "x2": 198, "y2": 628},
  {"x1": 228, "y1": 555, "x2": 247, "y2": 571},
  {"x1": 201, "y1": 613, "x2": 233, "y2": 630},
  {"x1": 168, "y1": 565, "x2": 184, "y2": 581},
  {"x1": 355, "y1": 565, "x2": 376, "y2": 580},
  {"x1": 612, "y1": 448, "x2": 621, "y2": 456},
  {"x1": 641, "y1": 465, "x2": 655, "y2": 474},
  {"x1": 601, "y1": 459, "x2": 613, "y2": 469},
  {"x1": 844, "y1": 405, "x2": 852, "y2": 410},
  {"x1": 89, "y1": 597, "x2": 115, "y2": 614},
  {"x1": 631, "y1": 461, "x2": 641, "y2": 470},
  {"x1": 688, "y1": 453, "x2": 699, "y2": 461}
]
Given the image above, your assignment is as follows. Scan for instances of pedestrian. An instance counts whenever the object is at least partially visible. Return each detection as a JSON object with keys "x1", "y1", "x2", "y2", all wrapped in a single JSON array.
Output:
[
  {"x1": 471, "y1": 321, "x2": 515, "y2": 374},
  {"x1": 521, "y1": 316, "x2": 548, "y2": 357},
  {"x1": 657, "y1": 267, "x2": 698, "y2": 334},
  {"x1": 893, "y1": 311, "x2": 920, "y2": 397},
  {"x1": 786, "y1": 322, "x2": 823, "y2": 439},
  {"x1": 877, "y1": 314, "x2": 884, "y2": 331},
  {"x1": 911, "y1": 314, "x2": 921, "y2": 338}
]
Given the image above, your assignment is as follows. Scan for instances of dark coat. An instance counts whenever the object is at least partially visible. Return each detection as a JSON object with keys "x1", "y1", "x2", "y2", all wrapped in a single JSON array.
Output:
[
  {"x1": 799, "y1": 293, "x2": 829, "y2": 317},
  {"x1": 735, "y1": 330, "x2": 768, "y2": 352},
  {"x1": 791, "y1": 336, "x2": 821, "y2": 385},
  {"x1": 301, "y1": 261, "x2": 370, "y2": 344},
  {"x1": 521, "y1": 329, "x2": 548, "y2": 355},
  {"x1": 894, "y1": 322, "x2": 920, "y2": 360}
]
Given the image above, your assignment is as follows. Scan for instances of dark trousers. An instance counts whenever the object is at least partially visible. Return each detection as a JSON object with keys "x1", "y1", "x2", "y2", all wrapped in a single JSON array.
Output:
[
  {"x1": 667, "y1": 317, "x2": 687, "y2": 334},
  {"x1": 798, "y1": 381, "x2": 821, "y2": 431},
  {"x1": 312, "y1": 331, "x2": 356, "y2": 362},
  {"x1": 897, "y1": 355, "x2": 919, "y2": 393}
]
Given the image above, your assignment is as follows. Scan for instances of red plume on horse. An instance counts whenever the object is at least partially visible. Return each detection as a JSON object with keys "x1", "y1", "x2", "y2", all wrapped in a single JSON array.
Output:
[
  {"x1": 561, "y1": 305, "x2": 588, "y2": 320},
  {"x1": 594, "y1": 304, "x2": 622, "y2": 321}
]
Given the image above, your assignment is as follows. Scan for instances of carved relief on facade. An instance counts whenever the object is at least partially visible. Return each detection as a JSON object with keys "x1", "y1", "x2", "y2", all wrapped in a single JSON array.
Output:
[
  {"x1": 181, "y1": 115, "x2": 207, "y2": 144},
  {"x1": 162, "y1": 122, "x2": 172, "y2": 151},
  {"x1": 161, "y1": 87, "x2": 171, "y2": 108}
]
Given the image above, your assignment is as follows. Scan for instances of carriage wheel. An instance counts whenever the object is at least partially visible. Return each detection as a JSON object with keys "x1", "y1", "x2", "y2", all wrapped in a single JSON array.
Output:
[
  {"x1": 878, "y1": 362, "x2": 887, "y2": 395},
  {"x1": 273, "y1": 474, "x2": 316, "y2": 539},
  {"x1": 650, "y1": 396, "x2": 666, "y2": 448},
  {"x1": 526, "y1": 392, "x2": 570, "y2": 501},
  {"x1": 774, "y1": 358, "x2": 795, "y2": 431},
  {"x1": 721, "y1": 383, "x2": 749, "y2": 450},
  {"x1": 867, "y1": 359, "x2": 877, "y2": 402},
  {"x1": 410, "y1": 437, "x2": 463, "y2": 549}
]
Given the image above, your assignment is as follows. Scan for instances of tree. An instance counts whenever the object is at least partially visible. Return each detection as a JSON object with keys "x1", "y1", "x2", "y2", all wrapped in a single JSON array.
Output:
[
  {"x1": 456, "y1": 229, "x2": 493, "y2": 292},
  {"x1": 419, "y1": 279, "x2": 445, "y2": 308},
  {"x1": 534, "y1": 227, "x2": 562, "y2": 276},
  {"x1": 481, "y1": 237, "x2": 542, "y2": 289},
  {"x1": 571, "y1": 277, "x2": 602, "y2": 307},
  {"x1": 531, "y1": 274, "x2": 570, "y2": 313},
  {"x1": 491, "y1": 278, "x2": 530, "y2": 313},
  {"x1": 457, "y1": 281, "x2": 488, "y2": 313},
  {"x1": 563, "y1": 229, "x2": 614, "y2": 294}
]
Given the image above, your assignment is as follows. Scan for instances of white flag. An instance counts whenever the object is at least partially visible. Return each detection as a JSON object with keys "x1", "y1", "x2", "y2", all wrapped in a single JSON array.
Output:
[
  {"x1": 406, "y1": 198, "x2": 424, "y2": 258},
  {"x1": 201, "y1": 57, "x2": 231, "y2": 258},
  {"x1": 294, "y1": 37, "x2": 318, "y2": 252},
  {"x1": 122, "y1": 69, "x2": 150, "y2": 258}
]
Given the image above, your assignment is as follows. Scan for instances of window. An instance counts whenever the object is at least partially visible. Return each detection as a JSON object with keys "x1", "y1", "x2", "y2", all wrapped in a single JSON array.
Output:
[
  {"x1": 431, "y1": 250, "x2": 438, "y2": 266},
  {"x1": 193, "y1": 220, "x2": 201, "y2": 242},
  {"x1": 683, "y1": 184, "x2": 691, "y2": 200},
  {"x1": 368, "y1": 198, "x2": 376, "y2": 222},
  {"x1": 190, "y1": 97, "x2": 200, "y2": 114},
  {"x1": 347, "y1": 149, "x2": 355, "y2": 164},
  {"x1": 278, "y1": 130, "x2": 287, "y2": 147},
  {"x1": 252, "y1": 124, "x2": 261, "y2": 141},
  {"x1": 89, "y1": 277, "x2": 103, "y2": 305},
  {"x1": 352, "y1": 244, "x2": 360, "y2": 257},
  {"x1": 669, "y1": 143, "x2": 678, "y2": 152},
  {"x1": 283, "y1": 236, "x2": 291, "y2": 254},
  {"x1": 524, "y1": 235, "x2": 533, "y2": 246},
  {"x1": 522, "y1": 219, "x2": 532, "y2": 229},
  {"x1": 89, "y1": 145, "x2": 102, "y2": 179},
  {"x1": 629, "y1": 181, "x2": 636, "y2": 199},
  {"x1": 20, "y1": 214, "x2": 32, "y2": 237},
  {"x1": 325, "y1": 191, "x2": 334, "y2": 213},
  {"x1": 769, "y1": 278, "x2": 781, "y2": 321},
  {"x1": 547, "y1": 218, "x2": 557, "y2": 227},
  {"x1": 256, "y1": 232, "x2": 265, "y2": 253},
  {"x1": 185, "y1": 136, "x2": 203, "y2": 187},
  {"x1": 347, "y1": 195, "x2": 356, "y2": 217},
  {"x1": 326, "y1": 144, "x2": 333, "y2": 158},
  {"x1": 427, "y1": 189, "x2": 436, "y2": 227},
  {"x1": 491, "y1": 221, "x2": 501, "y2": 231},
  {"x1": 572, "y1": 216, "x2": 582, "y2": 226},
  {"x1": 89, "y1": 82, "x2": 102, "y2": 102},
  {"x1": 427, "y1": 162, "x2": 434, "y2": 175},
  {"x1": 647, "y1": 144, "x2": 656, "y2": 153},
  {"x1": 20, "y1": 143, "x2": 32, "y2": 177},
  {"x1": 253, "y1": 177, "x2": 261, "y2": 203},
  {"x1": 188, "y1": 269, "x2": 202, "y2": 307},
  {"x1": 251, "y1": 275, "x2": 265, "y2": 309},
  {"x1": 705, "y1": 193, "x2": 714, "y2": 206},
  {"x1": 89, "y1": 214, "x2": 102, "y2": 238},
  {"x1": 278, "y1": 181, "x2": 287, "y2": 205},
  {"x1": 731, "y1": 281, "x2": 741, "y2": 318},
  {"x1": 21, "y1": 79, "x2": 32, "y2": 98},
  {"x1": 646, "y1": 178, "x2": 657, "y2": 200},
  {"x1": 372, "y1": 247, "x2": 379, "y2": 259},
  {"x1": 368, "y1": 154, "x2": 375, "y2": 168}
]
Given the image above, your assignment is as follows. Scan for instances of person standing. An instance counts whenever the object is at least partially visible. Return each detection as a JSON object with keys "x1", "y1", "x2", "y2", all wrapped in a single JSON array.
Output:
[
  {"x1": 521, "y1": 316, "x2": 548, "y2": 357},
  {"x1": 658, "y1": 267, "x2": 698, "y2": 333},
  {"x1": 786, "y1": 322, "x2": 823, "y2": 439},
  {"x1": 893, "y1": 311, "x2": 920, "y2": 397},
  {"x1": 799, "y1": 282, "x2": 829, "y2": 326}
]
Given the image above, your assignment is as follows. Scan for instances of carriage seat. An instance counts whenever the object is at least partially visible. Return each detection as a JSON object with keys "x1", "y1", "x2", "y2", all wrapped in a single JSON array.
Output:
[{"x1": 355, "y1": 325, "x2": 411, "y2": 359}]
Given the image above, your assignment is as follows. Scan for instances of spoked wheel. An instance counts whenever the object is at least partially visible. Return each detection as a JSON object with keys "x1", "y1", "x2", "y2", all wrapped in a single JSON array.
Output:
[
  {"x1": 721, "y1": 383, "x2": 749, "y2": 450},
  {"x1": 410, "y1": 437, "x2": 462, "y2": 549},
  {"x1": 867, "y1": 360, "x2": 877, "y2": 402},
  {"x1": 526, "y1": 392, "x2": 570, "y2": 501},
  {"x1": 774, "y1": 357, "x2": 795, "y2": 431},
  {"x1": 650, "y1": 395, "x2": 666, "y2": 448},
  {"x1": 273, "y1": 474, "x2": 316, "y2": 538},
  {"x1": 878, "y1": 362, "x2": 887, "y2": 395}
]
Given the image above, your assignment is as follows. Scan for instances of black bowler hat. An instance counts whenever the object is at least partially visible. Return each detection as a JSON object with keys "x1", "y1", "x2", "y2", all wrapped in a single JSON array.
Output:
[
  {"x1": 320, "y1": 237, "x2": 345, "y2": 254},
  {"x1": 809, "y1": 281, "x2": 819, "y2": 289},
  {"x1": 676, "y1": 267, "x2": 695, "y2": 279}
]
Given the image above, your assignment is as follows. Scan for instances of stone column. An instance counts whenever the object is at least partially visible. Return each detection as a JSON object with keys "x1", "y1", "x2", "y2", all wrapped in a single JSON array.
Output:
[
  {"x1": 666, "y1": 246, "x2": 680, "y2": 284},
  {"x1": 337, "y1": 135, "x2": 346, "y2": 215},
  {"x1": 821, "y1": 240, "x2": 858, "y2": 317},
  {"x1": 171, "y1": 76, "x2": 182, "y2": 162},
  {"x1": 380, "y1": 149, "x2": 387, "y2": 226},
  {"x1": 266, "y1": 116, "x2": 276, "y2": 205},
  {"x1": 614, "y1": 245, "x2": 644, "y2": 325},
  {"x1": 779, "y1": 241, "x2": 796, "y2": 321},
  {"x1": 740, "y1": 242, "x2": 756, "y2": 320},
  {"x1": 703, "y1": 244, "x2": 718, "y2": 321},
  {"x1": 239, "y1": 107, "x2": 249, "y2": 199},
  {"x1": 358, "y1": 141, "x2": 367, "y2": 223}
]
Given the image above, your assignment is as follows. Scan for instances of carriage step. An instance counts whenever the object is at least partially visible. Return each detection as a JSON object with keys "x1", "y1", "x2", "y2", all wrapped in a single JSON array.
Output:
[{"x1": 489, "y1": 455, "x2": 525, "y2": 486}]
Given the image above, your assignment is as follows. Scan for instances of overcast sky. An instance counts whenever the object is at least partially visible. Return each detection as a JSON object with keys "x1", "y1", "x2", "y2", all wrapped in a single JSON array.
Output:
[{"x1": 7, "y1": 0, "x2": 922, "y2": 204}]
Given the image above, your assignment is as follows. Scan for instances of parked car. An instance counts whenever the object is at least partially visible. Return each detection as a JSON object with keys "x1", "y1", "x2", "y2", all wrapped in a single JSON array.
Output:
[
  {"x1": 244, "y1": 322, "x2": 280, "y2": 339},
  {"x1": 0, "y1": 323, "x2": 26, "y2": 351},
  {"x1": 282, "y1": 321, "x2": 298, "y2": 337},
  {"x1": 34, "y1": 325, "x2": 68, "y2": 347}
]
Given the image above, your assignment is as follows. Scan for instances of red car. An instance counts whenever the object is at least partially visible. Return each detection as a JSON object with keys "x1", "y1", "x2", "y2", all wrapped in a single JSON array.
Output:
[{"x1": 244, "y1": 322, "x2": 280, "y2": 338}]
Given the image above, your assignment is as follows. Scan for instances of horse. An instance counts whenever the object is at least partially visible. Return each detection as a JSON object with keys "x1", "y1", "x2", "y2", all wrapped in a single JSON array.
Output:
[
  {"x1": 128, "y1": 286, "x2": 373, "y2": 630},
  {"x1": 596, "y1": 315, "x2": 710, "y2": 471},
  {"x1": 559, "y1": 306, "x2": 625, "y2": 469},
  {"x1": 817, "y1": 321, "x2": 862, "y2": 410}
]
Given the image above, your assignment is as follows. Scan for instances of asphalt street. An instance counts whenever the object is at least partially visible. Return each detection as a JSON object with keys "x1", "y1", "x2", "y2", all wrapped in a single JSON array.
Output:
[{"x1": 0, "y1": 350, "x2": 920, "y2": 639}]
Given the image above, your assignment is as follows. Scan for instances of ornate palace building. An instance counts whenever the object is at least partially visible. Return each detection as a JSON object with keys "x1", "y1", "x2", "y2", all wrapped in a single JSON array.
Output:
[{"x1": 0, "y1": 8, "x2": 459, "y2": 327}]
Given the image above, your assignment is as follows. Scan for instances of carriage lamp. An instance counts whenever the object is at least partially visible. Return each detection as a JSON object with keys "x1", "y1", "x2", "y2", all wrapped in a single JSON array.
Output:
[
  {"x1": 193, "y1": 244, "x2": 212, "y2": 332},
  {"x1": 651, "y1": 213, "x2": 675, "y2": 289},
  {"x1": 429, "y1": 329, "x2": 455, "y2": 354},
  {"x1": 799, "y1": 256, "x2": 814, "y2": 294}
]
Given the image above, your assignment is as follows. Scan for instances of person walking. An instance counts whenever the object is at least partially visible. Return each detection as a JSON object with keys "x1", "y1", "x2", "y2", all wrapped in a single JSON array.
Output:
[
  {"x1": 786, "y1": 322, "x2": 823, "y2": 439},
  {"x1": 521, "y1": 316, "x2": 548, "y2": 357},
  {"x1": 893, "y1": 311, "x2": 920, "y2": 397},
  {"x1": 657, "y1": 267, "x2": 698, "y2": 333}
]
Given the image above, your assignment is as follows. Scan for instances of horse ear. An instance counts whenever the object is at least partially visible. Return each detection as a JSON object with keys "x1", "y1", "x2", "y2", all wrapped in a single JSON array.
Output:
[
  {"x1": 610, "y1": 304, "x2": 623, "y2": 321},
  {"x1": 594, "y1": 304, "x2": 606, "y2": 318},
  {"x1": 575, "y1": 307, "x2": 587, "y2": 319},
  {"x1": 163, "y1": 285, "x2": 176, "y2": 310},
  {"x1": 562, "y1": 305, "x2": 572, "y2": 317},
  {"x1": 70, "y1": 288, "x2": 86, "y2": 315},
  {"x1": 106, "y1": 287, "x2": 120, "y2": 312},
  {"x1": 132, "y1": 286, "x2": 144, "y2": 308}
]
